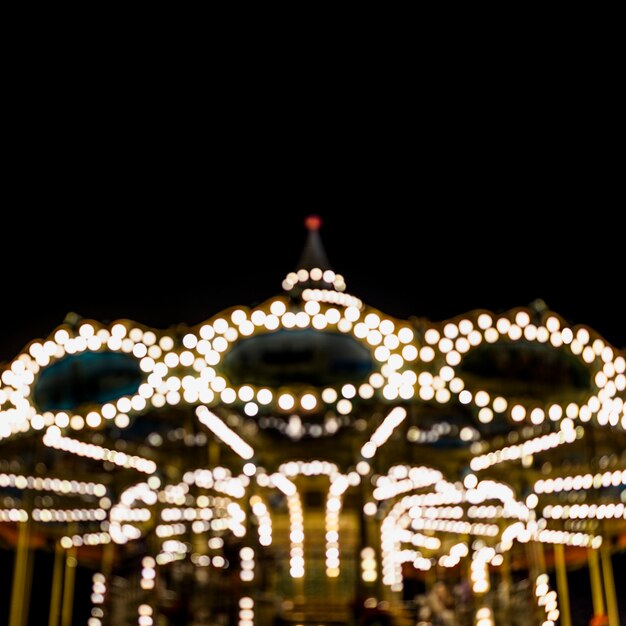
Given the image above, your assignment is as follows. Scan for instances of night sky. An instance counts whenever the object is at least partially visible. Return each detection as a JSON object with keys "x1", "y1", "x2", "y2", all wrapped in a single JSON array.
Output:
[{"x1": 0, "y1": 203, "x2": 623, "y2": 362}]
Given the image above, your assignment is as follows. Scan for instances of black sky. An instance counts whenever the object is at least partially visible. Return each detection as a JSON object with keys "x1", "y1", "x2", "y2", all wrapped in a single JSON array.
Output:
[
  {"x1": 0, "y1": 202, "x2": 623, "y2": 362},
  {"x1": 2, "y1": 44, "x2": 622, "y2": 359}
]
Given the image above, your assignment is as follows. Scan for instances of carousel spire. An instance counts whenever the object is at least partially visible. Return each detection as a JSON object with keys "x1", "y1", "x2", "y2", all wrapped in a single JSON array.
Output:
[
  {"x1": 297, "y1": 215, "x2": 331, "y2": 271},
  {"x1": 282, "y1": 216, "x2": 347, "y2": 293}
]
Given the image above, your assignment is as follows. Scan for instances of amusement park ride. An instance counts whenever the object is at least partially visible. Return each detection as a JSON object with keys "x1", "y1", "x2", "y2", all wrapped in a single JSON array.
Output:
[{"x1": 0, "y1": 217, "x2": 624, "y2": 625}]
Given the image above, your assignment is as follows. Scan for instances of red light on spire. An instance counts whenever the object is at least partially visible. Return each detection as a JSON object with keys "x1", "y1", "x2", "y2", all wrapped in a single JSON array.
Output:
[{"x1": 305, "y1": 215, "x2": 322, "y2": 231}]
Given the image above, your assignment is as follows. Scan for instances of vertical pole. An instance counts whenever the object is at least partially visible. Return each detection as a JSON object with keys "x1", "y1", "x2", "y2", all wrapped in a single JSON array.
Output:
[
  {"x1": 48, "y1": 542, "x2": 65, "y2": 626},
  {"x1": 601, "y1": 544, "x2": 619, "y2": 626},
  {"x1": 9, "y1": 519, "x2": 33, "y2": 626},
  {"x1": 209, "y1": 439, "x2": 220, "y2": 468},
  {"x1": 500, "y1": 550, "x2": 513, "y2": 626},
  {"x1": 61, "y1": 545, "x2": 77, "y2": 626},
  {"x1": 369, "y1": 507, "x2": 384, "y2": 603},
  {"x1": 99, "y1": 542, "x2": 115, "y2": 626},
  {"x1": 23, "y1": 527, "x2": 35, "y2": 626},
  {"x1": 554, "y1": 544, "x2": 572, "y2": 626},
  {"x1": 526, "y1": 541, "x2": 546, "y2": 624},
  {"x1": 425, "y1": 561, "x2": 436, "y2": 607},
  {"x1": 102, "y1": 541, "x2": 115, "y2": 577},
  {"x1": 588, "y1": 548, "x2": 605, "y2": 618},
  {"x1": 533, "y1": 541, "x2": 546, "y2": 574},
  {"x1": 426, "y1": 562, "x2": 436, "y2": 589}
]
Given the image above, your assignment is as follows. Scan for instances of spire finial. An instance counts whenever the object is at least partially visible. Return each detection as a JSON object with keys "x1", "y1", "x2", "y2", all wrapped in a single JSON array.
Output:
[
  {"x1": 296, "y1": 215, "x2": 331, "y2": 272},
  {"x1": 305, "y1": 214, "x2": 322, "y2": 232}
]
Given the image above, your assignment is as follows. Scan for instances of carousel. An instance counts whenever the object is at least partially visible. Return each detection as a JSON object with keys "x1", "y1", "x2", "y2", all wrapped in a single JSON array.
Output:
[{"x1": 0, "y1": 217, "x2": 624, "y2": 626}]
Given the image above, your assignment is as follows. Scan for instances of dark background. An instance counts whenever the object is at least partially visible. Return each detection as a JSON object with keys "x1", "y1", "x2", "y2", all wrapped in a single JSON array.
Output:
[{"x1": 0, "y1": 206, "x2": 623, "y2": 362}]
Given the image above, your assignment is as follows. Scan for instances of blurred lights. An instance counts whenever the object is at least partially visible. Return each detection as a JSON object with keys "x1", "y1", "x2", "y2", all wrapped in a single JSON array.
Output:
[
  {"x1": 195, "y1": 406, "x2": 254, "y2": 459},
  {"x1": 360, "y1": 407, "x2": 407, "y2": 459}
]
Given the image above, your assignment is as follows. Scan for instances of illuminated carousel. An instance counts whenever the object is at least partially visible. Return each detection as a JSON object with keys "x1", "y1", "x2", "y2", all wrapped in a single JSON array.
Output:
[{"x1": 1, "y1": 217, "x2": 625, "y2": 626}]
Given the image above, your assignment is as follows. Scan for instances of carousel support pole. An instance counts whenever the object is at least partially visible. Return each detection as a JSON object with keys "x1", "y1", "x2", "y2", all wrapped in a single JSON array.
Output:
[
  {"x1": 100, "y1": 542, "x2": 115, "y2": 626},
  {"x1": 48, "y1": 541, "x2": 65, "y2": 626},
  {"x1": 61, "y1": 544, "x2": 77, "y2": 626},
  {"x1": 425, "y1": 562, "x2": 436, "y2": 593},
  {"x1": 23, "y1": 527, "x2": 35, "y2": 621},
  {"x1": 532, "y1": 540, "x2": 546, "y2": 575},
  {"x1": 525, "y1": 540, "x2": 546, "y2": 624},
  {"x1": 554, "y1": 544, "x2": 572, "y2": 626},
  {"x1": 209, "y1": 439, "x2": 220, "y2": 468},
  {"x1": 588, "y1": 547, "x2": 605, "y2": 619},
  {"x1": 601, "y1": 543, "x2": 619, "y2": 626},
  {"x1": 364, "y1": 497, "x2": 384, "y2": 604},
  {"x1": 9, "y1": 518, "x2": 33, "y2": 626},
  {"x1": 423, "y1": 561, "x2": 437, "y2": 613},
  {"x1": 102, "y1": 540, "x2": 115, "y2": 577},
  {"x1": 500, "y1": 550, "x2": 513, "y2": 626}
]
